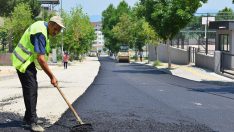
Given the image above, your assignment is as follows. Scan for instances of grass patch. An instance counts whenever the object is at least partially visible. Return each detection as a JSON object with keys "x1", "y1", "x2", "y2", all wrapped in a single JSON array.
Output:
[{"x1": 153, "y1": 60, "x2": 162, "y2": 67}]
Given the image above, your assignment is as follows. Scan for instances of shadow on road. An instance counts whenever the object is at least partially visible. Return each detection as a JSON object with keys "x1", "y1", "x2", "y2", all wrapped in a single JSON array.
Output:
[
  {"x1": 191, "y1": 86, "x2": 234, "y2": 94},
  {"x1": 0, "y1": 112, "x2": 26, "y2": 131},
  {"x1": 113, "y1": 62, "x2": 171, "y2": 75},
  {"x1": 200, "y1": 80, "x2": 234, "y2": 86},
  {"x1": 113, "y1": 69, "x2": 167, "y2": 75},
  {"x1": 0, "y1": 120, "x2": 22, "y2": 128},
  {"x1": 0, "y1": 112, "x2": 50, "y2": 131}
]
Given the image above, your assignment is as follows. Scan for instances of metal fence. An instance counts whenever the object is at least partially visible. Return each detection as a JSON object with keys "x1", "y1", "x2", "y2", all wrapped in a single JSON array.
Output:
[{"x1": 171, "y1": 13, "x2": 234, "y2": 55}]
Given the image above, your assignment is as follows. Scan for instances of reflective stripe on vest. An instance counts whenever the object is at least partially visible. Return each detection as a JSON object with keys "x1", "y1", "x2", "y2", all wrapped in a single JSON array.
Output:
[
  {"x1": 13, "y1": 50, "x2": 26, "y2": 63},
  {"x1": 13, "y1": 43, "x2": 33, "y2": 63},
  {"x1": 18, "y1": 43, "x2": 33, "y2": 56}
]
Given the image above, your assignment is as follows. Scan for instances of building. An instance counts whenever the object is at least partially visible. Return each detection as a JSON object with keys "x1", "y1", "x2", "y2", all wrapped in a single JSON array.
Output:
[
  {"x1": 38, "y1": 0, "x2": 59, "y2": 11},
  {"x1": 38, "y1": 0, "x2": 59, "y2": 4},
  {"x1": 91, "y1": 22, "x2": 105, "y2": 52}
]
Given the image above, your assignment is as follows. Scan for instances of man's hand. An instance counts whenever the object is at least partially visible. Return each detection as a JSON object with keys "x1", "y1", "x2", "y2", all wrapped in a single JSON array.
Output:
[{"x1": 51, "y1": 76, "x2": 58, "y2": 87}]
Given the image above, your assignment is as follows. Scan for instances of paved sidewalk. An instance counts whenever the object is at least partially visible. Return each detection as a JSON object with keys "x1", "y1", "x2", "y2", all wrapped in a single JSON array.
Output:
[
  {"x1": 136, "y1": 60, "x2": 234, "y2": 85},
  {"x1": 0, "y1": 66, "x2": 17, "y2": 80},
  {"x1": 0, "y1": 57, "x2": 100, "y2": 125}
]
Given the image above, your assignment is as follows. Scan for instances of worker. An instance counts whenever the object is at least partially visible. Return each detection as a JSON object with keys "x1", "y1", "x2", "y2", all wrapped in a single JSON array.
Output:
[{"x1": 11, "y1": 16, "x2": 65, "y2": 132}]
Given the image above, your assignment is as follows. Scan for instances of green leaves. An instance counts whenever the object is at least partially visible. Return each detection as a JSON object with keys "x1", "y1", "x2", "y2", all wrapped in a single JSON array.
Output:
[
  {"x1": 4, "y1": 3, "x2": 33, "y2": 48},
  {"x1": 62, "y1": 7, "x2": 95, "y2": 56},
  {"x1": 216, "y1": 7, "x2": 234, "y2": 20},
  {"x1": 102, "y1": 0, "x2": 159, "y2": 52},
  {"x1": 0, "y1": 0, "x2": 40, "y2": 17},
  {"x1": 112, "y1": 13, "x2": 133, "y2": 45},
  {"x1": 138, "y1": 0, "x2": 207, "y2": 41}
]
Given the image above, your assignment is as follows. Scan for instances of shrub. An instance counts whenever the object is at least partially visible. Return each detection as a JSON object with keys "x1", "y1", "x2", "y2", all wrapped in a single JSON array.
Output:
[{"x1": 153, "y1": 60, "x2": 162, "y2": 67}]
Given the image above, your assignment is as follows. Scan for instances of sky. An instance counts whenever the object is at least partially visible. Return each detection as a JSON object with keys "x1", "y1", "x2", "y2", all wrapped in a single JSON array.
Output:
[{"x1": 55, "y1": 0, "x2": 234, "y2": 22}]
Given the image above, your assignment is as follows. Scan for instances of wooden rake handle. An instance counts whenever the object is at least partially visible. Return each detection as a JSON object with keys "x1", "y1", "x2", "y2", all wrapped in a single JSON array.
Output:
[{"x1": 55, "y1": 85, "x2": 84, "y2": 124}]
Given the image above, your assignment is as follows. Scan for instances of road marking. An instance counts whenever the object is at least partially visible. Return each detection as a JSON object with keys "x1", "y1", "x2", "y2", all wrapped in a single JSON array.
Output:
[
  {"x1": 193, "y1": 102, "x2": 202, "y2": 106},
  {"x1": 159, "y1": 90, "x2": 164, "y2": 92}
]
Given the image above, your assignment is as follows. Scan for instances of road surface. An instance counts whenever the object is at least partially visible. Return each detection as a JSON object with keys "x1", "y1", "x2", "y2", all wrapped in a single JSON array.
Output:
[{"x1": 48, "y1": 57, "x2": 234, "y2": 132}]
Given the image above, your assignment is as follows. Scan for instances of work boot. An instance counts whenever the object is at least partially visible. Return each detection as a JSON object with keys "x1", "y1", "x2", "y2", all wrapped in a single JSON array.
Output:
[
  {"x1": 30, "y1": 123, "x2": 45, "y2": 132},
  {"x1": 22, "y1": 119, "x2": 44, "y2": 128},
  {"x1": 36, "y1": 119, "x2": 44, "y2": 124}
]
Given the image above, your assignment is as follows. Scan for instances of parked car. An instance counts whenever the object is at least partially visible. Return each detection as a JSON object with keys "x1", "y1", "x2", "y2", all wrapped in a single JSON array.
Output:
[
  {"x1": 117, "y1": 45, "x2": 130, "y2": 63},
  {"x1": 89, "y1": 51, "x2": 97, "y2": 57}
]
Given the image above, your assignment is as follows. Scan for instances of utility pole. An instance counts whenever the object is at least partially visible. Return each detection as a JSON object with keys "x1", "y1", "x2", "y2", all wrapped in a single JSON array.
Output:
[
  {"x1": 61, "y1": 0, "x2": 64, "y2": 57},
  {"x1": 205, "y1": 13, "x2": 208, "y2": 55}
]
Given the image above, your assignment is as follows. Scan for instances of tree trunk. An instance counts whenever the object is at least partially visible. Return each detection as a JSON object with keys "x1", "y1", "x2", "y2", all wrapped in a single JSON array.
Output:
[
  {"x1": 181, "y1": 36, "x2": 184, "y2": 49},
  {"x1": 167, "y1": 41, "x2": 171, "y2": 69},
  {"x1": 177, "y1": 38, "x2": 179, "y2": 48},
  {"x1": 8, "y1": 32, "x2": 13, "y2": 53},
  {"x1": 135, "y1": 50, "x2": 138, "y2": 61},
  {"x1": 1, "y1": 39, "x2": 5, "y2": 51},
  {"x1": 2, "y1": 43, "x2": 5, "y2": 51},
  {"x1": 154, "y1": 46, "x2": 158, "y2": 61}
]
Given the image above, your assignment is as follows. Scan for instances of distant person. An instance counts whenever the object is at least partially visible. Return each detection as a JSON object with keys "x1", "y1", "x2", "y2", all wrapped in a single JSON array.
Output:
[
  {"x1": 98, "y1": 50, "x2": 101, "y2": 57},
  {"x1": 11, "y1": 16, "x2": 65, "y2": 132},
  {"x1": 139, "y1": 50, "x2": 143, "y2": 62},
  {"x1": 63, "y1": 52, "x2": 69, "y2": 69}
]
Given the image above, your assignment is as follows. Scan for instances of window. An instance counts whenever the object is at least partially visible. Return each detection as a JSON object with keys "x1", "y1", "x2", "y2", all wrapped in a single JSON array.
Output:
[{"x1": 219, "y1": 34, "x2": 229, "y2": 51}]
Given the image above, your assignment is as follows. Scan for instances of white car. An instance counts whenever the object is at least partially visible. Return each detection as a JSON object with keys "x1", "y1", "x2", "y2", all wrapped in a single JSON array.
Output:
[{"x1": 89, "y1": 51, "x2": 97, "y2": 57}]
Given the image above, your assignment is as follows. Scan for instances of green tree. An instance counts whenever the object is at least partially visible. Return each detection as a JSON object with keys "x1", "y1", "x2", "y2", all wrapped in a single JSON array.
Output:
[
  {"x1": 102, "y1": 1, "x2": 131, "y2": 54},
  {"x1": 216, "y1": 7, "x2": 234, "y2": 20},
  {"x1": 186, "y1": 15, "x2": 202, "y2": 31},
  {"x1": 112, "y1": 11, "x2": 159, "y2": 60},
  {"x1": 132, "y1": 17, "x2": 159, "y2": 60},
  {"x1": 112, "y1": 13, "x2": 135, "y2": 47},
  {"x1": 4, "y1": 3, "x2": 34, "y2": 51},
  {"x1": 0, "y1": 31, "x2": 7, "y2": 52},
  {"x1": 115, "y1": 0, "x2": 131, "y2": 22},
  {"x1": 102, "y1": 4, "x2": 118, "y2": 54},
  {"x1": 62, "y1": 7, "x2": 95, "y2": 60},
  {"x1": 137, "y1": 0, "x2": 207, "y2": 68},
  {"x1": 0, "y1": 0, "x2": 41, "y2": 18},
  {"x1": 44, "y1": 8, "x2": 95, "y2": 61}
]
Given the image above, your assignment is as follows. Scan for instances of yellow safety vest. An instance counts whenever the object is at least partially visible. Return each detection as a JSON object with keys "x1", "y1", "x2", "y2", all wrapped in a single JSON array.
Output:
[{"x1": 11, "y1": 21, "x2": 50, "y2": 73}]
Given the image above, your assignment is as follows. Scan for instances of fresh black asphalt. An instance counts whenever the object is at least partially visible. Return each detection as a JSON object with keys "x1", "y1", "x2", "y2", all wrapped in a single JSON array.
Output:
[{"x1": 47, "y1": 57, "x2": 214, "y2": 132}]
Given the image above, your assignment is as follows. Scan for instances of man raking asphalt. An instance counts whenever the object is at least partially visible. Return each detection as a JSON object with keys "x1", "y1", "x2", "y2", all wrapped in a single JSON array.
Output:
[
  {"x1": 11, "y1": 15, "x2": 65, "y2": 132},
  {"x1": 11, "y1": 15, "x2": 93, "y2": 132}
]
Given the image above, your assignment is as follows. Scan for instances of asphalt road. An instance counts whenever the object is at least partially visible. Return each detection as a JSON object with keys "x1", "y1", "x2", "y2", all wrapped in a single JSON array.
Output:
[
  {"x1": 47, "y1": 56, "x2": 234, "y2": 132},
  {"x1": 2, "y1": 56, "x2": 234, "y2": 132}
]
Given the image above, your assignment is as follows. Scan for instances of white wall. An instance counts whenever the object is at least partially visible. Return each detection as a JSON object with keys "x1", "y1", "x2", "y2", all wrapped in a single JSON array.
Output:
[
  {"x1": 195, "y1": 53, "x2": 214, "y2": 71},
  {"x1": 149, "y1": 44, "x2": 189, "y2": 65}
]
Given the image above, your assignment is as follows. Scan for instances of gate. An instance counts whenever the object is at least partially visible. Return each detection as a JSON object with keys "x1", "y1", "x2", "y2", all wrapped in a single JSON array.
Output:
[
  {"x1": 189, "y1": 47, "x2": 196, "y2": 63},
  {"x1": 221, "y1": 52, "x2": 234, "y2": 76}
]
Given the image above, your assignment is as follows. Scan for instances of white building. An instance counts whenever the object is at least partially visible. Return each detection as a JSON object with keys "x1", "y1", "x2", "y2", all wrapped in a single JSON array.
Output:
[{"x1": 92, "y1": 22, "x2": 105, "y2": 52}]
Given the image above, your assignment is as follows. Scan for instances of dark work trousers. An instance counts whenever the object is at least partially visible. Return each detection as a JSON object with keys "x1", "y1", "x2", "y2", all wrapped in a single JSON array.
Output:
[
  {"x1": 64, "y1": 62, "x2": 68, "y2": 69},
  {"x1": 17, "y1": 62, "x2": 38, "y2": 124}
]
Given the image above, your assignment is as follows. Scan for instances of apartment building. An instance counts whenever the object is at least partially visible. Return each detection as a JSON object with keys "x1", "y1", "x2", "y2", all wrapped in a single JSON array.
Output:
[{"x1": 91, "y1": 22, "x2": 105, "y2": 52}]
